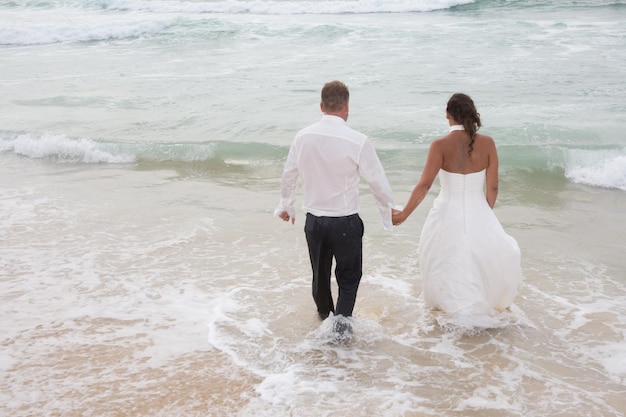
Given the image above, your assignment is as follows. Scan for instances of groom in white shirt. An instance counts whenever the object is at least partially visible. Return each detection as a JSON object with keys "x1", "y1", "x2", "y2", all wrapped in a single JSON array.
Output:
[{"x1": 275, "y1": 81, "x2": 395, "y2": 335}]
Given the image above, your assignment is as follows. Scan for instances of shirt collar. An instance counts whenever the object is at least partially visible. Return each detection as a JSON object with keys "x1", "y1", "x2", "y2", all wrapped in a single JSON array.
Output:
[{"x1": 321, "y1": 114, "x2": 347, "y2": 124}]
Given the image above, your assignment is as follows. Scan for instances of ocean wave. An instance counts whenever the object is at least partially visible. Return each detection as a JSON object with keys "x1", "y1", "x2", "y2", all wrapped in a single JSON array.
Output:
[
  {"x1": 0, "y1": 10, "x2": 174, "y2": 45},
  {"x1": 5, "y1": 0, "x2": 477, "y2": 15},
  {"x1": 565, "y1": 148, "x2": 626, "y2": 191},
  {"x1": 3, "y1": 132, "x2": 625, "y2": 191},
  {"x1": 0, "y1": 131, "x2": 286, "y2": 166},
  {"x1": 0, "y1": 132, "x2": 138, "y2": 163},
  {"x1": 0, "y1": 0, "x2": 475, "y2": 46},
  {"x1": 2, "y1": 0, "x2": 621, "y2": 16}
]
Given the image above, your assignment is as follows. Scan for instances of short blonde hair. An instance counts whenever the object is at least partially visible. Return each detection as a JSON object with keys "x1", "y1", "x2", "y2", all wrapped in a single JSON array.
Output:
[{"x1": 321, "y1": 81, "x2": 349, "y2": 112}]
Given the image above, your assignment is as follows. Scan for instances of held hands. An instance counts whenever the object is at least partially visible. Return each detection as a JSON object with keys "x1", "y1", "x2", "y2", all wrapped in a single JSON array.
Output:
[{"x1": 392, "y1": 208, "x2": 405, "y2": 226}]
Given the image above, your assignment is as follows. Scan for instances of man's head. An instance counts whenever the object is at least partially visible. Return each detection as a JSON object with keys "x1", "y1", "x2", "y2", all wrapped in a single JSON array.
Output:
[{"x1": 321, "y1": 81, "x2": 350, "y2": 119}]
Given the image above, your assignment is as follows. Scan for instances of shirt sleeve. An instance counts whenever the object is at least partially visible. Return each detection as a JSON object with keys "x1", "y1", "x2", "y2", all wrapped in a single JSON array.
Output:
[
  {"x1": 358, "y1": 139, "x2": 394, "y2": 231},
  {"x1": 274, "y1": 139, "x2": 299, "y2": 220}
]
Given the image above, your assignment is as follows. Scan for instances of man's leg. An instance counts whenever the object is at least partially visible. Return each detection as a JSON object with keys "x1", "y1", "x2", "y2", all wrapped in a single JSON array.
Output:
[
  {"x1": 330, "y1": 214, "x2": 364, "y2": 317},
  {"x1": 304, "y1": 214, "x2": 334, "y2": 319}
]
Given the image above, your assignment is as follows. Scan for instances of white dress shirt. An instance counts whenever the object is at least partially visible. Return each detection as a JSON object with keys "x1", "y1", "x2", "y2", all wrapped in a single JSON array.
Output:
[{"x1": 275, "y1": 115, "x2": 394, "y2": 230}]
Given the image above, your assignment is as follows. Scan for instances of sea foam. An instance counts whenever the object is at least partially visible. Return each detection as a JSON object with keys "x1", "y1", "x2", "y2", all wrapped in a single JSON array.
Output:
[{"x1": 565, "y1": 148, "x2": 626, "y2": 191}]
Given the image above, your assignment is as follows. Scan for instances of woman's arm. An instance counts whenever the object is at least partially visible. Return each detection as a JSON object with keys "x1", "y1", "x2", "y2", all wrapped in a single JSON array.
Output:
[
  {"x1": 485, "y1": 136, "x2": 499, "y2": 209},
  {"x1": 393, "y1": 141, "x2": 442, "y2": 225}
]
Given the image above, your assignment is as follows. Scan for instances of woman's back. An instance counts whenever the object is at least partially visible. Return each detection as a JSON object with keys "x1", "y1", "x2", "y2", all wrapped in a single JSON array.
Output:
[{"x1": 439, "y1": 131, "x2": 494, "y2": 175}]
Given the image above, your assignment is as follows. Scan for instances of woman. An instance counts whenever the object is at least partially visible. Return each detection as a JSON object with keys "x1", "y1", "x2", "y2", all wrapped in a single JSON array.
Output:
[{"x1": 393, "y1": 93, "x2": 522, "y2": 328}]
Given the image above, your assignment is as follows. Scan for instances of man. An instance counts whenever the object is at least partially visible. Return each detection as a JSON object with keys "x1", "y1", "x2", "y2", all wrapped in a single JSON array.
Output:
[{"x1": 274, "y1": 81, "x2": 395, "y2": 336}]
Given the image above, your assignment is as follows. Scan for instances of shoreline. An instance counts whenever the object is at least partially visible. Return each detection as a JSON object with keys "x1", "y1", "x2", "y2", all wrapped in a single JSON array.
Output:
[{"x1": 1, "y1": 154, "x2": 625, "y2": 416}]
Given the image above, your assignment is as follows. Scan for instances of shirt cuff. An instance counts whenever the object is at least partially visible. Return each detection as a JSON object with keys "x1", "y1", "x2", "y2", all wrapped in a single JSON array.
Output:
[{"x1": 382, "y1": 203, "x2": 403, "y2": 231}]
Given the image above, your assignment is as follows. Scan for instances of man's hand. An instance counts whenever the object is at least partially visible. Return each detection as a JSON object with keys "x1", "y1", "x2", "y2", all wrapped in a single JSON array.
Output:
[{"x1": 278, "y1": 210, "x2": 295, "y2": 224}]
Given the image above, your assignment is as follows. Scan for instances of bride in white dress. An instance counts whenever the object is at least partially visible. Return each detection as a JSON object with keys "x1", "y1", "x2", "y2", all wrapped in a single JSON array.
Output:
[{"x1": 392, "y1": 93, "x2": 522, "y2": 329}]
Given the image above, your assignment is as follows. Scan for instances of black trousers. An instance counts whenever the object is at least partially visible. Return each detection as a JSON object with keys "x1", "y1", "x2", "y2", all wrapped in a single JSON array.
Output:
[{"x1": 304, "y1": 213, "x2": 364, "y2": 318}]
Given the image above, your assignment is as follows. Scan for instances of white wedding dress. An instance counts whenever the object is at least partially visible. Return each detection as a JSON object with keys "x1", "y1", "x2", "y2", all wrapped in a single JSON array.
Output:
[{"x1": 419, "y1": 169, "x2": 522, "y2": 328}]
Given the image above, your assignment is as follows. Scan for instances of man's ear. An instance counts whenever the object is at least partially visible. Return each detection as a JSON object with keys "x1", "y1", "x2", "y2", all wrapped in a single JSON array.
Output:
[{"x1": 320, "y1": 102, "x2": 325, "y2": 113}]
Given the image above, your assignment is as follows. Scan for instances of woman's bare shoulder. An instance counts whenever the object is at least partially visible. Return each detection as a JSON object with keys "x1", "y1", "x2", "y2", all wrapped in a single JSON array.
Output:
[
  {"x1": 428, "y1": 135, "x2": 448, "y2": 149},
  {"x1": 432, "y1": 133, "x2": 455, "y2": 145},
  {"x1": 476, "y1": 133, "x2": 495, "y2": 147}
]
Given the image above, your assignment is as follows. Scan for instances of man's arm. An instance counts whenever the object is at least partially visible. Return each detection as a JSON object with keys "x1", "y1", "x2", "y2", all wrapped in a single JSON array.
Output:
[
  {"x1": 358, "y1": 139, "x2": 395, "y2": 231},
  {"x1": 274, "y1": 141, "x2": 299, "y2": 224}
]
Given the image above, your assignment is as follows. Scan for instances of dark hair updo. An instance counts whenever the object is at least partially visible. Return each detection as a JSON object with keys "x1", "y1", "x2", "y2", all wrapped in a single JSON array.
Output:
[{"x1": 446, "y1": 93, "x2": 481, "y2": 156}]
